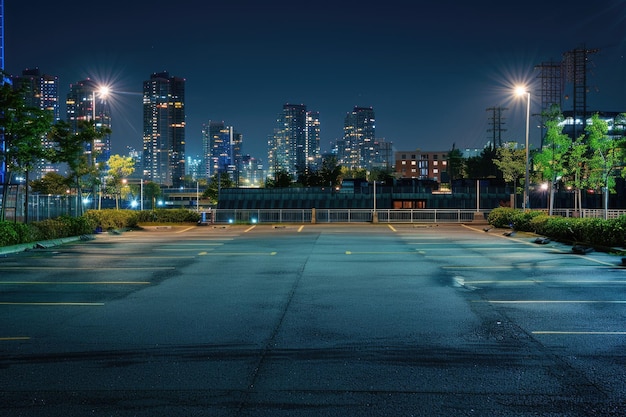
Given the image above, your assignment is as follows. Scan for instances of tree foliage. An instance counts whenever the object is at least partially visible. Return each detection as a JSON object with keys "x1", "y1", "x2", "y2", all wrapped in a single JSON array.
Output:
[
  {"x1": 30, "y1": 172, "x2": 70, "y2": 195},
  {"x1": 493, "y1": 142, "x2": 525, "y2": 206},
  {"x1": 106, "y1": 154, "x2": 135, "y2": 209},
  {"x1": 0, "y1": 83, "x2": 53, "y2": 221}
]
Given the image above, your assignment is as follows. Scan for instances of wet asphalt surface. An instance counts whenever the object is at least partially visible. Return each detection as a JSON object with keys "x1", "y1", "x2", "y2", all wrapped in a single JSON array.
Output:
[{"x1": 1, "y1": 223, "x2": 626, "y2": 416}]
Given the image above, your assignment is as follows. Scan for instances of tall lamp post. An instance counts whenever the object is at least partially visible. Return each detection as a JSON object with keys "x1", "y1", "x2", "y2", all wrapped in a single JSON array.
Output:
[
  {"x1": 91, "y1": 85, "x2": 110, "y2": 210},
  {"x1": 516, "y1": 86, "x2": 531, "y2": 210}
]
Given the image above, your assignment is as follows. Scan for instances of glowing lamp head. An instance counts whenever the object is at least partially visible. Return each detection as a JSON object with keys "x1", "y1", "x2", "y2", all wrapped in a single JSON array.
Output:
[
  {"x1": 515, "y1": 86, "x2": 528, "y2": 97},
  {"x1": 97, "y1": 86, "x2": 110, "y2": 98}
]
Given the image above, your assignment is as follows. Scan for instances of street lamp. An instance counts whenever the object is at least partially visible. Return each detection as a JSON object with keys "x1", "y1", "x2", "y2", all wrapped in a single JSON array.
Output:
[
  {"x1": 516, "y1": 86, "x2": 531, "y2": 210},
  {"x1": 91, "y1": 84, "x2": 110, "y2": 210}
]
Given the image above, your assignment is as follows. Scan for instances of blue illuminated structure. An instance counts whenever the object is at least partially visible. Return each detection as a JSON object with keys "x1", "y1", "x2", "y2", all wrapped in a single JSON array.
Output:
[{"x1": 0, "y1": 0, "x2": 6, "y2": 187}]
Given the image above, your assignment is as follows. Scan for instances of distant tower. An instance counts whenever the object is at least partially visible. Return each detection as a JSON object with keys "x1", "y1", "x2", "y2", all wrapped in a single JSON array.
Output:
[
  {"x1": 66, "y1": 78, "x2": 112, "y2": 164},
  {"x1": 268, "y1": 103, "x2": 319, "y2": 178},
  {"x1": 13, "y1": 68, "x2": 60, "y2": 177},
  {"x1": 340, "y1": 106, "x2": 376, "y2": 170},
  {"x1": 142, "y1": 72, "x2": 186, "y2": 187},
  {"x1": 535, "y1": 60, "x2": 563, "y2": 147},
  {"x1": 201, "y1": 121, "x2": 243, "y2": 181},
  {"x1": 563, "y1": 46, "x2": 599, "y2": 139},
  {"x1": 0, "y1": 0, "x2": 4, "y2": 73},
  {"x1": 0, "y1": 0, "x2": 5, "y2": 186},
  {"x1": 486, "y1": 106, "x2": 507, "y2": 147}
]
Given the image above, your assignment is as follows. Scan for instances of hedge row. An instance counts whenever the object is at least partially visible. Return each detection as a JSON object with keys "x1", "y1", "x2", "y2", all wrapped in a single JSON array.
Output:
[
  {"x1": 0, "y1": 216, "x2": 97, "y2": 246},
  {"x1": 0, "y1": 209, "x2": 202, "y2": 247},
  {"x1": 487, "y1": 207, "x2": 626, "y2": 248},
  {"x1": 84, "y1": 209, "x2": 200, "y2": 230}
]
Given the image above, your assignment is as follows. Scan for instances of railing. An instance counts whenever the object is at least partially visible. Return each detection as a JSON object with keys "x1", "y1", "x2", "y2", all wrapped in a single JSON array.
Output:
[
  {"x1": 209, "y1": 209, "x2": 486, "y2": 224},
  {"x1": 209, "y1": 208, "x2": 626, "y2": 224}
]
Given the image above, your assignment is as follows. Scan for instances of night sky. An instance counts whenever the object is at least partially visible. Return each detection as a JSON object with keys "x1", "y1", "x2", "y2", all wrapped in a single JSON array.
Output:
[{"x1": 5, "y1": 0, "x2": 626, "y2": 161}]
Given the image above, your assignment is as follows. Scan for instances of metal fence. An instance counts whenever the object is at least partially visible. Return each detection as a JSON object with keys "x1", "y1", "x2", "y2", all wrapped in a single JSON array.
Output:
[
  {"x1": 209, "y1": 209, "x2": 486, "y2": 224},
  {"x1": 2, "y1": 193, "x2": 626, "y2": 224}
]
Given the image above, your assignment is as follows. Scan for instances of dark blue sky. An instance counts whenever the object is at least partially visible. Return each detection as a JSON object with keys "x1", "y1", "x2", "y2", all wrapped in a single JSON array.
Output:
[{"x1": 5, "y1": 0, "x2": 626, "y2": 160}]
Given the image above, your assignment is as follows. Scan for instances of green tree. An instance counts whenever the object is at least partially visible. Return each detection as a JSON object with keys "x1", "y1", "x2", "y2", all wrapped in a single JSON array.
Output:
[
  {"x1": 264, "y1": 170, "x2": 293, "y2": 189},
  {"x1": 49, "y1": 120, "x2": 111, "y2": 215},
  {"x1": 465, "y1": 145, "x2": 499, "y2": 179},
  {"x1": 106, "y1": 154, "x2": 135, "y2": 209},
  {"x1": 446, "y1": 146, "x2": 465, "y2": 183},
  {"x1": 202, "y1": 172, "x2": 235, "y2": 202},
  {"x1": 30, "y1": 172, "x2": 70, "y2": 195},
  {"x1": 533, "y1": 106, "x2": 572, "y2": 214},
  {"x1": 586, "y1": 113, "x2": 623, "y2": 219},
  {"x1": 0, "y1": 83, "x2": 54, "y2": 222},
  {"x1": 143, "y1": 181, "x2": 162, "y2": 209},
  {"x1": 562, "y1": 136, "x2": 588, "y2": 213},
  {"x1": 320, "y1": 155, "x2": 343, "y2": 187},
  {"x1": 493, "y1": 142, "x2": 526, "y2": 208}
]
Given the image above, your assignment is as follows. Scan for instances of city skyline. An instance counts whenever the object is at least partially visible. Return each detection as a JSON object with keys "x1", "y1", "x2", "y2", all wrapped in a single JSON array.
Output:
[{"x1": 5, "y1": 1, "x2": 626, "y2": 161}]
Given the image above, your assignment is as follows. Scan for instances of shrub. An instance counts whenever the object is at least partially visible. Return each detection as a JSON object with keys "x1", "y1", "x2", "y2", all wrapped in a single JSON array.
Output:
[
  {"x1": 0, "y1": 222, "x2": 20, "y2": 246},
  {"x1": 487, "y1": 207, "x2": 516, "y2": 228},
  {"x1": 136, "y1": 209, "x2": 200, "y2": 224},
  {"x1": 85, "y1": 209, "x2": 139, "y2": 230}
]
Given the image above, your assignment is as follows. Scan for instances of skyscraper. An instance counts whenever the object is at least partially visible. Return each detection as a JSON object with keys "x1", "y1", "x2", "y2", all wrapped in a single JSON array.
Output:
[
  {"x1": 12, "y1": 68, "x2": 60, "y2": 177},
  {"x1": 339, "y1": 106, "x2": 376, "y2": 171},
  {"x1": 201, "y1": 121, "x2": 243, "y2": 183},
  {"x1": 268, "y1": 103, "x2": 320, "y2": 178},
  {"x1": 142, "y1": 72, "x2": 185, "y2": 187},
  {"x1": 66, "y1": 78, "x2": 112, "y2": 164}
]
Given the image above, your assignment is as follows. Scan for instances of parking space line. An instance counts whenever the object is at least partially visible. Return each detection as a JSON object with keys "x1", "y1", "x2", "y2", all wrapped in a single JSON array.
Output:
[
  {"x1": 533, "y1": 331, "x2": 626, "y2": 335},
  {"x1": 0, "y1": 302, "x2": 105, "y2": 306},
  {"x1": 443, "y1": 265, "x2": 557, "y2": 269},
  {"x1": 199, "y1": 252, "x2": 277, "y2": 256},
  {"x1": 466, "y1": 280, "x2": 626, "y2": 285},
  {"x1": 175, "y1": 226, "x2": 196, "y2": 233},
  {"x1": 479, "y1": 300, "x2": 626, "y2": 304},
  {"x1": 0, "y1": 266, "x2": 175, "y2": 270},
  {"x1": 0, "y1": 281, "x2": 150, "y2": 285},
  {"x1": 345, "y1": 251, "x2": 419, "y2": 255}
]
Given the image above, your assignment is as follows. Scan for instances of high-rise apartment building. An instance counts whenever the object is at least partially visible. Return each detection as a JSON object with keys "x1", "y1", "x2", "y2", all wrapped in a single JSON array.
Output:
[
  {"x1": 66, "y1": 78, "x2": 112, "y2": 164},
  {"x1": 268, "y1": 103, "x2": 320, "y2": 178},
  {"x1": 337, "y1": 106, "x2": 376, "y2": 171},
  {"x1": 201, "y1": 121, "x2": 242, "y2": 181},
  {"x1": 142, "y1": 72, "x2": 185, "y2": 187},
  {"x1": 12, "y1": 68, "x2": 60, "y2": 177}
]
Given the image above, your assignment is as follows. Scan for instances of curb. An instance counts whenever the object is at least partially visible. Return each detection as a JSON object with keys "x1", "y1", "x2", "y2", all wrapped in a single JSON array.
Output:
[{"x1": 0, "y1": 236, "x2": 85, "y2": 255}]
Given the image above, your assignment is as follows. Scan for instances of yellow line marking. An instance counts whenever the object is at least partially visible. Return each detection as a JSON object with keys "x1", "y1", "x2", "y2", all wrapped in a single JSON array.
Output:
[
  {"x1": 0, "y1": 302, "x2": 105, "y2": 306},
  {"x1": 345, "y1": 251, "x2": 418, "y2": 255},
  {"x1": 533, "y1": 331, "x2": 626, "y2": 335},
  {"x1": 466, "y1": 280, "x2": 626, "y2": 285},
  {"x1": 156, "y1": 243, "x2": 224, "y2": 246},
  {"x1": 298, "y1": 225, "x2": 304, "y2": 232},
  {"x1": 175, "y1": 226, "x2": 196, "y2": 233},
  {"x1": 201, "y1": 252, "x2": 277, "y2": 256},
  {"x1": 0, "y1": 337, "x2": 30, "y2": 341},
  {"x1": 387, "y1": 224, "x2": 397, "y2": 232},
  {"x1": 481, "y1": 300, "x2": 626, "y2": 304},
  {"x1": 244, "y1": 225, "x2": 256, "y2": 232},
  {"x1": 0, "y1": 266, "x2": 175, "y2": 270},
  {"x1": 0, "y1": 281, "x2": 149, "y2": 285},
  {"x1": 442, "y1": 265, "x2": 557, "y2": 269}
]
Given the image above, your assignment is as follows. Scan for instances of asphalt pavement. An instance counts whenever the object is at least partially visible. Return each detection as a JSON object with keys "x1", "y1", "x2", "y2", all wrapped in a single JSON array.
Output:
[{"x1": 1, "y1": 223, "x2": 625, "y2": 416}]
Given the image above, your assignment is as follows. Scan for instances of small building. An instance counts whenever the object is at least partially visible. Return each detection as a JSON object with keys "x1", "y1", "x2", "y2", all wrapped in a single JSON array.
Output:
[{"x1": 395, "y1": 150, "x2": 449, "y2": 182}]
